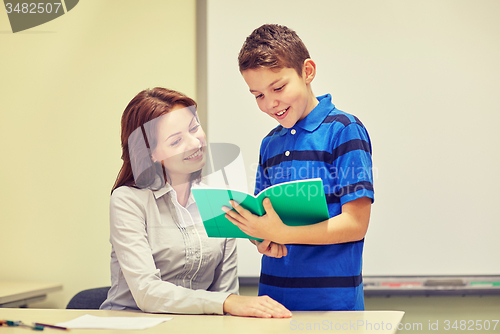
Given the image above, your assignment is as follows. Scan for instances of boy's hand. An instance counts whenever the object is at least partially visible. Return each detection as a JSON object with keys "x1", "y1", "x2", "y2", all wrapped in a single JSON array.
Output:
[
  {"x1": 251, "y1": 239, "x2": 288, "y2": 258},
  {"x1": 222, "y1": 198, "x2": 289, "y2": 243}
]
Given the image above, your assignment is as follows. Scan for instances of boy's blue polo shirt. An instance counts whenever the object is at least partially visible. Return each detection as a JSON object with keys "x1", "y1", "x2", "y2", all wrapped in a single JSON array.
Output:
[{"x1": 255, "y1": 94, "x2": 374, "y2": 311}]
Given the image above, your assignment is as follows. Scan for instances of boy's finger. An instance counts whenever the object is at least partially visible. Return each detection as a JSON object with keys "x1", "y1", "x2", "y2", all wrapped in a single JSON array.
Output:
[
  {"x1": 271, "y1": 243, "x2": 282, "y2": 258},
  {"x1": 257, "y1": 240, "x2": 271, "y2": 254},
  {"x1": 274, "y1": 243, "x2": 282, "y2": 258},
  {"x1": 225, "y1": 214, "x2": 246, "y2": 229},
  {"x1": 262, "y1": 247, "x2": 274, "y2": 257},
  {"x1": 223, "y1": 206, "x2": 247, "y2": 224},
  {"x1": 262, "y1": 197, "x2": 277, "y2": 216},
  {"x1": 229, "y1": 200, "x2": 252, "y2": 218},
  {"x1": 269, "y1": 243, "x2": 277, "y2": 257},
  {"x1": 222, "y1": 206, "x2": 238, "y2": 220},
  {"x1": 260, "y1": 239, "x2": 271, "y2": 248},
  {"x1": 277, "y1": 245, "x2": 283, "y2": 258}
]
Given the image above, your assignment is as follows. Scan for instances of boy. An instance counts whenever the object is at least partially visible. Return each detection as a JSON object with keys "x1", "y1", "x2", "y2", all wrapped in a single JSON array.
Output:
[{"x1": 223, "y1": 24, "x2": 374, "y2": 311}]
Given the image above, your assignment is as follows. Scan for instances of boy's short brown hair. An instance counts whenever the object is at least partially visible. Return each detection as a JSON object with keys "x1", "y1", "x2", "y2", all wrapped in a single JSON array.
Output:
[{"x1": 238, "y1": 24, "x2": 310, "y2": 77}]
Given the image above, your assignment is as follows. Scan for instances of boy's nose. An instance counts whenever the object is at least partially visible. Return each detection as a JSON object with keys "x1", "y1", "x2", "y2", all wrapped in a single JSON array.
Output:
[{"x1": 267, "y1": 98, "x2": 279, "y2": 110}]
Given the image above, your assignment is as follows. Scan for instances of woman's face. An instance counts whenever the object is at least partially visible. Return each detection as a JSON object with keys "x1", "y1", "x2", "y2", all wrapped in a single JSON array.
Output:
[{"x1": 152, "y1": 105, "x2": 206, "y2": 184}]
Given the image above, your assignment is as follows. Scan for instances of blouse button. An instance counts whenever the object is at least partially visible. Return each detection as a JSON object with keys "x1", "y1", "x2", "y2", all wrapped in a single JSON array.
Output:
[
  {"x1": 291, "y1": 129, "x2": 296, "y2": 135},
  {"x1": 285, "y1": 151, "x2": 290, "y2": 157}
]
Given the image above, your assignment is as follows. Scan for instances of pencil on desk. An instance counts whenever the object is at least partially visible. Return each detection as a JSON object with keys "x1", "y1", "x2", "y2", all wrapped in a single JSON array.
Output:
[{"x1": 33, "y1": 322, "x2": 68, "y2": 330}]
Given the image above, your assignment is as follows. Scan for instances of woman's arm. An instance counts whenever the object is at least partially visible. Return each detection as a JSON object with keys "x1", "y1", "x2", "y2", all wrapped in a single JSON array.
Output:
[
  {"x1": 110, "y1": 187, "x2": 229, "y2": 314},
  {"x1": 207, "y1": 238, "x2": 239, "y2": 294},
  {"x1": 207, "y1": 238, "x2": 291, "y2": 318}
]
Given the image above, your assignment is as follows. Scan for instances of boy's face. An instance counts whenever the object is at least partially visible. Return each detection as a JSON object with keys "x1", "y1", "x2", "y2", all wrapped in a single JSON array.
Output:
[{"x1": 242, "y1": 64, "x2": 316, "y2": 129}]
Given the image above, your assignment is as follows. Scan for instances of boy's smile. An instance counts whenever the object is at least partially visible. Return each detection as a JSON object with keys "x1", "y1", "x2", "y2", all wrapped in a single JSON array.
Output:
[{"x1": 242, "y1": 62, "x2": 318, "y2": 129}]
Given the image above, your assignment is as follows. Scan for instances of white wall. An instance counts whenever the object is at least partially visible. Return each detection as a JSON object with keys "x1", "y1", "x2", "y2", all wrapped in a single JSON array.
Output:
[{"x1": 204, "y1": 0, "x2": 500, "y2": 276}]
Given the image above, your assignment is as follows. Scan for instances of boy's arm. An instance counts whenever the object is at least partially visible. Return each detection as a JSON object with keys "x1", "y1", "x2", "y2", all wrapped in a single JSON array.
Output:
[
  {"x1": 223, "y1": 196, "x2": 371, "y2": 245},
  {"x1": 281, "y1": 197, "x2": 371, "y2": 244}
]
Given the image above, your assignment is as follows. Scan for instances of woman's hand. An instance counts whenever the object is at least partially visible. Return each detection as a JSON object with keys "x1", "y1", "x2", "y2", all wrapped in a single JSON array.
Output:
[{"x1": 223, "y1": 294, "x2": 292, "y2": 318}]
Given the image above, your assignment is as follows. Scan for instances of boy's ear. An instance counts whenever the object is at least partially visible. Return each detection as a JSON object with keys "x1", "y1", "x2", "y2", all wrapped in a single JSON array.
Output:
[{"x1": 303, "y1": 59, "x2": 316, "y2": 84}]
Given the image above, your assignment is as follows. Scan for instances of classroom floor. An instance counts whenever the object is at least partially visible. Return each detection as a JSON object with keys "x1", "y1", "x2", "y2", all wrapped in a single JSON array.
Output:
[{"x1": 239, "y1": 286, "x2": 500, "y2": 333}]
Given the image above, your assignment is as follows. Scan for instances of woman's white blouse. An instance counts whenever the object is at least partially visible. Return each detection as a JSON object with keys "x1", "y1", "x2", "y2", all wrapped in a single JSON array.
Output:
[{"x1": 100, "y1": 183, "x2": 239, "y2": 314}]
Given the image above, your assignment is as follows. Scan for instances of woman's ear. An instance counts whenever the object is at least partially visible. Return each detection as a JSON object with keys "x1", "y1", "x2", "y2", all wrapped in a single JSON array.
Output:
[
  {"x1": 303, "y1": 59, "x2": 316, "y2": 84},
  {"x1": 150, "y1": 149, "x2": 158, "y2": 163}
]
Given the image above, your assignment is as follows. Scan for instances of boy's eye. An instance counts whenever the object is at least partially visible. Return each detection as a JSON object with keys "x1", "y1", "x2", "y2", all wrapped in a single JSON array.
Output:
[
  {"x1": 274, "y1": 84, "x2": 285, "y2": 92},
  {"x1": 256, "y1": 94, "x2": 263, "y2": 99}
]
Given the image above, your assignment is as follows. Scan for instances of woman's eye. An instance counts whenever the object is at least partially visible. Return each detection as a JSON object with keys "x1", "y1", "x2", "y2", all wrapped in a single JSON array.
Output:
[
  {"x1": 190, "y1": 124, "x2": 200, "y2": 132},
  {"x1": 170, "y1": 138, "x2": 181, "y2": 146}
]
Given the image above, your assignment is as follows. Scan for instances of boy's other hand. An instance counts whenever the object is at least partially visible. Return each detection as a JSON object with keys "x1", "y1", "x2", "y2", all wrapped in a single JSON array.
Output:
[{"x1": 253, "y1": 239, "x2": 288, "y2": 258}]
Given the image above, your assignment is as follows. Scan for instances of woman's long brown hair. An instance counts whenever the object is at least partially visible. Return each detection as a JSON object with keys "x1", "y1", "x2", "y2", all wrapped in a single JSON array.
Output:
[{"x1": 112, "y1": 87, "x2": 198, "y2": 193}]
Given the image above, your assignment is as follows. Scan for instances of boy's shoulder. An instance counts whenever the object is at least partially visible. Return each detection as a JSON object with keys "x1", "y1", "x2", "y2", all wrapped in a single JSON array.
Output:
[
  {"x1": 325, "y1": 107, "x2": 366, "y2": 130},
  {"x1": 315, "y1": 93, "x2": 366, "y2": 129}
]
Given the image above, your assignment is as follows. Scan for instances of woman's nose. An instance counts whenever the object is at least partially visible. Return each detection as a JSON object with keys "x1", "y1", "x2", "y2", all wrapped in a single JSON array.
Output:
[{"x1": 186, "y1": 132, "x2": 203, "y2": 149}]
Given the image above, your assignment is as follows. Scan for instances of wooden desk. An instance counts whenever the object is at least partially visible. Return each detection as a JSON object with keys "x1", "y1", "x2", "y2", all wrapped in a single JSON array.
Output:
[
  {"x1": 0, "y1": 282, "x2": 63, "y2": 308},
  {"x1": 0, "y1": 308, "x2": 404, "y2": 333}
]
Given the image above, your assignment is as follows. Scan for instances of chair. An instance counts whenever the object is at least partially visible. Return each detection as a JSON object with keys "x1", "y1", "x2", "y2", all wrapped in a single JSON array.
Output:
[{"x1": 66, "y1": 286, "x2": 110, "y2": 309}]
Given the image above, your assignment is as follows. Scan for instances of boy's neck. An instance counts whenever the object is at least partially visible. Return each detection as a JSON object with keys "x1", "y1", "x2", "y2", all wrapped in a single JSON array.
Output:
[{"x1": 300, "y1": 87, "x2": 320, "y2": 122}]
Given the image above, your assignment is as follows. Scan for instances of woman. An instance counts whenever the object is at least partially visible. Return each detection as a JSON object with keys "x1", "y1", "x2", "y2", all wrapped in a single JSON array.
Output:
[{"x1": 100, "y1": 87, "x2": 291, "y2": 318}]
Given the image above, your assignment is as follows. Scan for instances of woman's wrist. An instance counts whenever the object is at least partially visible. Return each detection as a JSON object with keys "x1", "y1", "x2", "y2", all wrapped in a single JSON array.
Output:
[{"x1": 222, "y1": 293, "x2": 235, "y2": 314}]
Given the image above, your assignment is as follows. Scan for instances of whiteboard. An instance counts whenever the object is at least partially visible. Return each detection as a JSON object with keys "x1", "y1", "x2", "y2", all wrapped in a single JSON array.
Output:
[{"x1": 200, "y1": 0, "x2": 500, "y2": 277}]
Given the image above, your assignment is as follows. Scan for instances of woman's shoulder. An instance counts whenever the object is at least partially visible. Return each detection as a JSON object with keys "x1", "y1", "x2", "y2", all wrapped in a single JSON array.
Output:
[
  {"x1": 111, "y1": 185, "x2": 156, "y2": 204},
  {"x1": 112, "y1": 185, "x2": 151, "y2": 196}
]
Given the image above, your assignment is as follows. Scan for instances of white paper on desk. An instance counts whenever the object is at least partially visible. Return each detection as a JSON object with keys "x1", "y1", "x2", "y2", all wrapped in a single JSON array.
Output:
[{"x1": 56, "y1": 314, "x2": 173, "y2": 330}]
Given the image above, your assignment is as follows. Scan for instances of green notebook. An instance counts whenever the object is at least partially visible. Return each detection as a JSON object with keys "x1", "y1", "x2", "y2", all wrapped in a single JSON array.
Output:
[{"x1": 192, "y1": 178, "x2": 330, "y2": 240}]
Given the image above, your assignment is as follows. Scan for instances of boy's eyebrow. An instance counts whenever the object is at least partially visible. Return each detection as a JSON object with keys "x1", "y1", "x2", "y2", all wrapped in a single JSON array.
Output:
[
  {"x1": 249, "y1": 78, "x2": 282, "y2": 93},
  {"x1": 166, "y1": 116, "x2": 198, "y2": 140}
]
